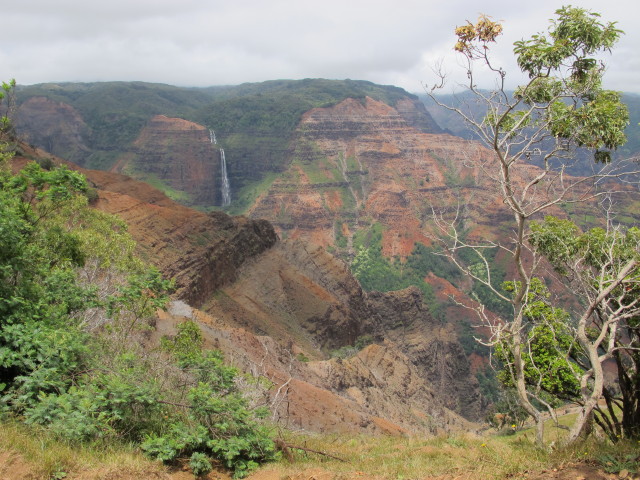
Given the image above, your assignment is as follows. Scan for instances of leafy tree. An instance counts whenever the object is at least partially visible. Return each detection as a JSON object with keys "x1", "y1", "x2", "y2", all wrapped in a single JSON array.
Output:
[
  {"x1": 428, "y1": 7, "x2": 634, "y2": 445},
  {"x1": 0, "y1": 161, "x2": 93, "y2": 393},
  {"x1": 529, "y1": 216, "x2": 640, "y2": 442},
  {"x1": 0, "y1": 79, "x2": 16, "y2": 144}
]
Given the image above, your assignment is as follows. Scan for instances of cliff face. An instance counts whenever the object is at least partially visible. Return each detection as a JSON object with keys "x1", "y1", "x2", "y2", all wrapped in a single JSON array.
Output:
[
  {"x1": 247, "y1": 96, "x2": 500, "y2": 257},
  {"x1": 366, "y1": 288, "x2": 484, "y2": 420},
  {"x1": 15, "y1": 97, "x2": 92, "y2": 165},
  {"x1": 111, "y1": 115, "x2": 221, "y2": 206},
  {"x1": 43, "y1": 153, "x2": 275, "y2": 307}
]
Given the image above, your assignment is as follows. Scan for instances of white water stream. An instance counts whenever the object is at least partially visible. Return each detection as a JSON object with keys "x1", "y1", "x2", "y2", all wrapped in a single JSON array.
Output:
[
  {"x1": 219, "y1": 148, "x2": 231, "y2": 207},
  {"x1": 209, "y1": 129, "x2": 231, "y2": 206}
]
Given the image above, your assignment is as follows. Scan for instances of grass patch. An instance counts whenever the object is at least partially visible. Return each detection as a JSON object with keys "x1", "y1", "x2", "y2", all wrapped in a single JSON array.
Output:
[
  {"x1": 265, "y1": 431, "x2": 640, "y2": 479},
  {"x1": 345, "y1": 155, "x2": 360, "y2": 171},
  {"x1": 225, "y1": 171, "x2": 279, "y2": 215},
  {"x1": 266, "y1": 432, "x2": 552, "y2": 479},
  {"x1": 299, "y1": 157, "x2": 339, "y2": 183},
  {"x1": 84, "y1": 150, "x2": 122, "y2": 170},
  {"x1": 123, "y1": 167, "x2": 193, "y2": 204},
  {"x1": 0, "y1": 421, "x2": 163, "y2": 480}
]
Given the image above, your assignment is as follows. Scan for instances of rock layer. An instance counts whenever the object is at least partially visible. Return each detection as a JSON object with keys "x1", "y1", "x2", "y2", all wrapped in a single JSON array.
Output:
[{"x1": 111, "y1": 115, "x2": 221, "y2": 205}]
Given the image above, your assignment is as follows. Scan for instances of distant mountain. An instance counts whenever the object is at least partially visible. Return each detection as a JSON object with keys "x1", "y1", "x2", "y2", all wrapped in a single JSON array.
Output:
[{"x1": 15, "y1": 79, "x2": 440, "y2": 210}]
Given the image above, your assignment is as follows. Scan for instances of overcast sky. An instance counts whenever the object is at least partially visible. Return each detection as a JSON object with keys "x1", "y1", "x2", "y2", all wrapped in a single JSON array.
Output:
[{"x1": 3, "y1": 0, "x2": 639, "y2": 94}]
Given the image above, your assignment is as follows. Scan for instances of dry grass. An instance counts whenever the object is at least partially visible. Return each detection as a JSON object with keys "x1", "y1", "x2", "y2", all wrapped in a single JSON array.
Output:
[
  {"x1": 262, "y1": 425, "x2": 640, "y2": 480},
  {"x1": 266, "y1": 431, "x2": 552, "y2": 479},
  {"x1": 3, "y1": 419, "x2": 637, "y2": 480},
  {"x1": 0, "y1": 421, "x2": 165, "y2": 480}
]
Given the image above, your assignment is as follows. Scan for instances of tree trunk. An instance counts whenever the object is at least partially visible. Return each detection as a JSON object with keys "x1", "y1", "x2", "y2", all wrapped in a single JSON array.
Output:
[{"x1": 566, "y1": 342, "x2": 604, "y2": 443}]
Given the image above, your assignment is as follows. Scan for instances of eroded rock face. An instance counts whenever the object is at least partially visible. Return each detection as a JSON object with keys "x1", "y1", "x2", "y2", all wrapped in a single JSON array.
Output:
[
  {"x1": 198, "y1": 239, "x2": 484, "y2": 428},
  {"x1": 157, "y1": 300, "x2": 477, "y2": 436},
  {"x1": 67, "y1": 156, "x2": 277, "y2": 306},
  {"x1": 365, "y1": 288, "x2": 484, "y2": 420},
  {"x1": 111, "y1": 115, "x2": 221, "y2": 206},
  {"x1": 247, "y1": 96, "x2": 499, "y2": 257},
  {"x1": 15, "y1": 97, "x2": 91, "y2": 165}
]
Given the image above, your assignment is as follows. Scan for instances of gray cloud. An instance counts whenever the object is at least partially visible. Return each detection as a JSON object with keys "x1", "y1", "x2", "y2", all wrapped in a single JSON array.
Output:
[{"x1": 3, "y1": 0, "x2": 639, "y2": 93}]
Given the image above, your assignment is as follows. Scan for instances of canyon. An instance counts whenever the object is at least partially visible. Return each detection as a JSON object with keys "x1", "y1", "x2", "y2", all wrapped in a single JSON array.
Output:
[
  {"x1": 11, "y1": 140, "x2": 484, "y2": 435},
  {"x1": 12, "y1": 79, "x2": 640, "y2": 436}
]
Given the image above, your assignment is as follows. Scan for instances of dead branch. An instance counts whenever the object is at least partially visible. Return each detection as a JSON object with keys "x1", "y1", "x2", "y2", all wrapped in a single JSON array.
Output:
[{"x1": 275, "y1": 439, "x2": 349, "y2": 463}]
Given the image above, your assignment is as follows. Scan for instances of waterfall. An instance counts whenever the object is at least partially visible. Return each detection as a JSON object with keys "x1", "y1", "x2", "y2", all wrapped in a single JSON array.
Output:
[
  {"x1": 209, "y1": 128, "x2": 230, "y2": 206},
  {"x1": 219, "y1": 148, "x2": 231, "y2": 207}
]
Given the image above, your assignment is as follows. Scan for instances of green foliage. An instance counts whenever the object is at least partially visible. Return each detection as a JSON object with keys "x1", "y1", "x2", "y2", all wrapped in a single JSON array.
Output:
[
  {"x1": 350, "y1": 237, "x2": 444, "y2": 322},
  {"x1": 511, "y1": 6, "x2": 628, "y2": 162},
  {"x1": 529, "y1": 216, "x2": 640, "y2": 441},
  {"x1": 22, "y1": 369, "x2": 162, "y2": 441},
  {"x1": 438, "y1": 8, "x2": 631, "y2": 441},
  {"x1": 105, "y1": 268, "x2": 174, "y2": 338},
  {"x1": 16, "y1": 81, "x2": 213, "y2": 170},
  {"x1": 474, "y1": 364, "x2": 498, "y2": 403},
  {"x1": 0, "y1": 163, "x2": 94, "y2": 390},
  {"x1": 406, "y1": 243, "x2": 461, "y2": 284},
  {"x1": 1, "y1": 159, "x2": 274, "y2": 477},
  {"x1": 145, "y1": 321, "x2": 277, "y2": 478},
  {"x1": 452, "y1": 8, "x2": 629, "y2": 165},
  {"x1": 296, "y1": 353, "x2": 310, "y2": 362},
  {"x1": 330, "y1": 335, "x2": 374, "y2": 359},
  {"x1": 0, "y1": 79, "x2": 16, "y2": 143},
  {"x1": 598, "y1": 453, "x2": 640, "y2": 474},
  {"x1": 189, "y1": 451, "x2": 212, "y2": 476},
  {"x1": 497, "y1": 278, "x2": 580, "y2": 399},
  {"x1": 529, "y1": 216, "x2": 640, "y2": 296},
  {"x1": 514, "y1": 6, "x2": 621, "y2": 79}
]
